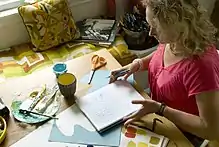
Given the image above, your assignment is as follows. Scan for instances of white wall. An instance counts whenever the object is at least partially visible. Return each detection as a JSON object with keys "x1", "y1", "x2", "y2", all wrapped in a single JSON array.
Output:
[{"x1": 0, "y1": 0, "x2": 107, "y2": 50}]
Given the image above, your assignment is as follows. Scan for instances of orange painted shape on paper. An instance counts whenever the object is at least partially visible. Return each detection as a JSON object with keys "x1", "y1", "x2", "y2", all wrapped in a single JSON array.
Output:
[
  {"x1": 125, "y1": 132, "x2": 136, "y2": 138},
  {"x1": 127, "y1": 126, "x2": 137, "y2": 134},
  {"x1": 138, "y1": 142, "x2": 148, "y2": 147}
]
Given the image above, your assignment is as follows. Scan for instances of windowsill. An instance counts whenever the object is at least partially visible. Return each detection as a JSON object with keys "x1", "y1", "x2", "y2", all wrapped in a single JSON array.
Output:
[
  {"x1": 0, "y1": 0, "x2": 92, "y2": 18},
  {"x1": 0, "y1": 7, "x2": 18, "y2": 18}
]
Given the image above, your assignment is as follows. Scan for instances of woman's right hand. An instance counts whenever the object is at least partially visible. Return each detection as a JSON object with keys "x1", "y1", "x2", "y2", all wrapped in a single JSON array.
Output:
[{"x1": 109, "y1": 61, "x2": 140, "y2": 83}]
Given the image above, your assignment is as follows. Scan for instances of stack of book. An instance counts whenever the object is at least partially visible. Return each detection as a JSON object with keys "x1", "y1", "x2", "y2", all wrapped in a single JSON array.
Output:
[{"x1": 76, "y1": 19, "x2": 118, "y2": 47}]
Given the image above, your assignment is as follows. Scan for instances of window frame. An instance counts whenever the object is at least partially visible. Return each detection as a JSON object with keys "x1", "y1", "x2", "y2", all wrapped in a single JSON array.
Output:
[
  {"x1": 0, "y1": 0, "x2": 83, "y2": 12},
  {"x1": 0, "y1": 0, "x2": 23, "y2": 12}
]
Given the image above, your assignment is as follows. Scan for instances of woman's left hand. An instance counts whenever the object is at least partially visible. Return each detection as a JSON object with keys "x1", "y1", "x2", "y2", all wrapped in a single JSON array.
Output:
[{"x1": 124, "y1": 99, "x2": 161, "y2": 127}]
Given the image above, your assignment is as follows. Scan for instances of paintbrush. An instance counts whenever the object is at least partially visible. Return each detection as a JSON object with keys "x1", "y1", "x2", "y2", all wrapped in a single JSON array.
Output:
[{"x1": 19, "y1": 109, "x2": 58, "y2": 120}]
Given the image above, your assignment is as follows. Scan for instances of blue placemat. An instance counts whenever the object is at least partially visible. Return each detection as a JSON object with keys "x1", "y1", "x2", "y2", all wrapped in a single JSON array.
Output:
[
  {"x1": 49, "y1": 119, "x2": 122, "y2": 146},
  {"x1": 48, "y1": 70, "x2": 134, "y2": 146}
]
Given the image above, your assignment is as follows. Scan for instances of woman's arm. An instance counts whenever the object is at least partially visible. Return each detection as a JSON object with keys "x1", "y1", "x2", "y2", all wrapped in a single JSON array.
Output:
[
  {"x1": 163, "y1": 90, "x2": 219, "y2": 140},
  {"x1": 133, "y1": 51, "x2": 155, "y2": 71},
  {"x1": 140, "y1": 51, "x2": 155, "y2": 71},
  {"x1": 109, "y1": 51, "x2": 155, "y2": 83}
]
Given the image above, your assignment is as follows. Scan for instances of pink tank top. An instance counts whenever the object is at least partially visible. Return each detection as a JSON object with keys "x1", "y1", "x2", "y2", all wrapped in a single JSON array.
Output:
[{"x1": 148, "y1": 44, "x2": 219, "y2": 116}]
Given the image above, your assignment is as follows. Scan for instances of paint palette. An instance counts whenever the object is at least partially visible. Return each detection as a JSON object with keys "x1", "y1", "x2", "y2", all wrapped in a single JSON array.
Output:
[
  {"x1": 11, "y1": 85, "x2": 62, "y2": 124},
  {"x1": 120, "y1": 125, "x2": 169, "y2": 147}
]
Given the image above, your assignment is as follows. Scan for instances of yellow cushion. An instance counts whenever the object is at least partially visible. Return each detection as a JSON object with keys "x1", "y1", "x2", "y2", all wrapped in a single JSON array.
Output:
[
  {"x1": 108, "y1": 36, "x2": 137, "y2": 66},
  {"x1": 18, "y1": 0, "x2": 80, "y2": 51}
]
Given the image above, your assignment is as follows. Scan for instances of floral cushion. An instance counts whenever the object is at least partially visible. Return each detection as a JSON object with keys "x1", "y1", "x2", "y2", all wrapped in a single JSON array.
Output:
[{"x1": 18, "y1": 0, "x2": 80, "y2": 51}]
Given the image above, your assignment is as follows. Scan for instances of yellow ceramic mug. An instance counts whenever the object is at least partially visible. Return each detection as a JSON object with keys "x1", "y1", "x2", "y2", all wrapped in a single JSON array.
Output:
[{"x1": 57, "y1": 73, "x2": 77, "y2": 99}]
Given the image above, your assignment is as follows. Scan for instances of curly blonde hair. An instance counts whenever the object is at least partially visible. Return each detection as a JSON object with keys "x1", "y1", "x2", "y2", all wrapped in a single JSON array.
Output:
[{"x1": 142, "y1": 0, "x2": 217, "y2": 55}]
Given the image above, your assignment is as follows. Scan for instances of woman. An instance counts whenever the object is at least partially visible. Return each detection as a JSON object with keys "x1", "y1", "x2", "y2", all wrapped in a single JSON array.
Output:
[{"x1": 110, "y1": 0, "x2": 219, "y2": 145}]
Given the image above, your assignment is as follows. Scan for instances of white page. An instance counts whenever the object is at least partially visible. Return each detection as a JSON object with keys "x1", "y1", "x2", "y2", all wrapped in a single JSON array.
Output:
[{"x1": 76, "y1": 80, "x2": 145, "y2": 132}]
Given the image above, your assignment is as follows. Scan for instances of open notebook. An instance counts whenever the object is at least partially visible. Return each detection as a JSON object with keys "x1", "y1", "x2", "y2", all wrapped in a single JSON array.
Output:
[{"x1": 76, "y1": 80, "x2": 145, "y2": 133}]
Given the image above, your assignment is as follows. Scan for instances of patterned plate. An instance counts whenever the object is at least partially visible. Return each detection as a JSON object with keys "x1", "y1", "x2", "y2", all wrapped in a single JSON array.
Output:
[{"x1": 11, "y1": 85, "x2": 62, "y2": 124}]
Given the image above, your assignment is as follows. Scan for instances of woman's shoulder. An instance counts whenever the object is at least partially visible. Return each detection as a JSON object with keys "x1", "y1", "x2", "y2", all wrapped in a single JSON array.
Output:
[
  {"x1": 186, "y1": 45, "x2": 219, "y2": 72},
  {"x1": 192, "y1": 45, "x2": 218, "y2": 63},
  {"x1": 183, "y1": 46, "x2": 219, "y2": 96}
]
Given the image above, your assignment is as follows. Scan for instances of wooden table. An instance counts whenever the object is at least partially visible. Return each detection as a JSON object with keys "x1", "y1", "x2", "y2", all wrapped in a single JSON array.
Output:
[{"x1": 0, "y1": 49, "x2": 193, "y2": 147}]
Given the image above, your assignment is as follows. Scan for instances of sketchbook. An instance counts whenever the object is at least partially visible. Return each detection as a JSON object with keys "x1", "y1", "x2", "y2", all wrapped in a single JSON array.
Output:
[{"x1": 76, "y1": 80, "x2": 145, "y2": 133}]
